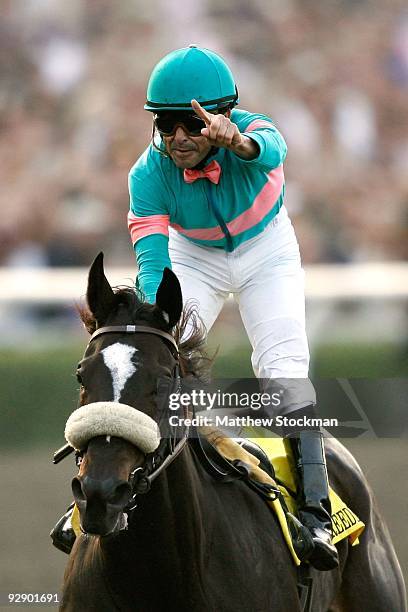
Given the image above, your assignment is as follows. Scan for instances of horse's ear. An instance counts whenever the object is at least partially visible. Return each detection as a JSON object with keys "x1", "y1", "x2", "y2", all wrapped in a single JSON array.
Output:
[
  {"x1": 87, "y1": 252, "x2": 116, "y2": 326},
  {"x1": 154, "y1": 267, "x2": 183, "y2": 328}
]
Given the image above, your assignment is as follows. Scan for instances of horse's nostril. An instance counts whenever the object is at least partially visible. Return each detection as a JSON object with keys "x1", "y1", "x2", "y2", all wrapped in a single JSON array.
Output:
[
  {"x1": 109, "y1": 482, "x2": 132, "y2": 507},
  {"x1": 72, "y1": 475, "x2": 131, "y2": 509},
  {"x1": 72, "y1": 477, "x2": 86, "y2": 502}
]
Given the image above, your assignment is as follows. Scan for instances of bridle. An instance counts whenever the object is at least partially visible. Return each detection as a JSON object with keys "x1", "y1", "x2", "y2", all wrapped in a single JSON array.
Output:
[{"x1": 53, "y1": 323, "x2": 190, "y2": 511}]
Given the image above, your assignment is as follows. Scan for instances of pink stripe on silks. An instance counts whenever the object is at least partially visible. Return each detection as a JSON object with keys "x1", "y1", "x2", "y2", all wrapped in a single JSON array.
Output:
[
  {"x1": 170, "y1": 165, "x2": 284, "y2": 242},
  {"x1": 128, "y1": 211, "x2": 169, "y2": 244},
  {"x1": 245, "y1": 119, "x2": 274, "y2": 132},
  {"x1": 226, "y1": 165, "x2": 284, "y2": 235},
  {"x1": 170, "y1": 223, "x2": 225, "y2": 241}
]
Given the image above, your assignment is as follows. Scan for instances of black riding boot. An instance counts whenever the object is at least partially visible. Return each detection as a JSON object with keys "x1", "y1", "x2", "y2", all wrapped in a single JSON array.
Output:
[
  {"x1": 284, "y1": 430, "x2": 339, "y2": 571},
  {"x1": 50, "y1": 503, "x2": 76, "y2": 554}
]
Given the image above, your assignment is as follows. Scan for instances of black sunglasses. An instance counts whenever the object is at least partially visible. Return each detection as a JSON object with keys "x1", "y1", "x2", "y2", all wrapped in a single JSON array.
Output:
[
  {"x1": 154, "y1": 106, "x2": 230, "y2": 137},
  {"x1": 154, "y1": 112, "x2": 207, "y2": 136}
]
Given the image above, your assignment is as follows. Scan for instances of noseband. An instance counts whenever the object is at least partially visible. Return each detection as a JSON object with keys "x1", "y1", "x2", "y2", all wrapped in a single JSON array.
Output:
[{"x1": 54, "y1": 324, "x2": 188, "y2": 508}]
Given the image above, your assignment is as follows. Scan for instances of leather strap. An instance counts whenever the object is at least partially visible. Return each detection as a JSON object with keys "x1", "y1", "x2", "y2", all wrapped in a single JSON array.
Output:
[
  {"x1": 89, "y1": 325, "x2": 179, "y2": 354},
  {"x1": 189, "y1": 426, "x2": 247, "y2": 482}
]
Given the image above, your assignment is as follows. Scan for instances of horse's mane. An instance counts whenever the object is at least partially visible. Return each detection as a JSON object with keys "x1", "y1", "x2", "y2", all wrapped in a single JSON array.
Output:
[{"x1": 78, "y1": 287, "x2": 214, "y2": 380}]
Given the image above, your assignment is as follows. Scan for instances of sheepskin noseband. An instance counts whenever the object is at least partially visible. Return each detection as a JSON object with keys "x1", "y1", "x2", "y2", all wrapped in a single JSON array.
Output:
[{"x1": 65, "y1": 402, "x2": 160, "y2": 454}]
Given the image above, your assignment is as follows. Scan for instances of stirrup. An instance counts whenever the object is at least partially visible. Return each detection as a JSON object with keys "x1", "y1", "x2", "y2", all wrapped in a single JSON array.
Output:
[
  {"x1": 286, "y1": 512, "x2": 315, "y2": 562},
  {"x1": 50, "y1": 503, "x2": 77, "y2": 554},
  {"x1": 299, "y1": 513, "x2": 339, "y2": 570}
]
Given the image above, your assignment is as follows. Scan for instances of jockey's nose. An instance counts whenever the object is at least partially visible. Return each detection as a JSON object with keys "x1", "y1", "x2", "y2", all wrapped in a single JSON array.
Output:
[
  {"x1": 72, "y1": 475, "x2": 132, "y2": 510},
  {"x1": 173, "y1": 125, "x2": 189, "y2": 142}
]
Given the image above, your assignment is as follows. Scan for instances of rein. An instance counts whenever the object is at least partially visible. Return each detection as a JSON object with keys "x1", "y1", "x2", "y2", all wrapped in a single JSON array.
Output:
[{"x1": 125, "y1": 436, "x2": 187, "y2": 511}]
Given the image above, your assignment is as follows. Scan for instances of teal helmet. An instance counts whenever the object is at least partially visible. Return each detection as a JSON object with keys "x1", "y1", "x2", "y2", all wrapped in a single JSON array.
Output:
[{"x1": 145, "y1": 45, "x2": 239, "y2": 112}]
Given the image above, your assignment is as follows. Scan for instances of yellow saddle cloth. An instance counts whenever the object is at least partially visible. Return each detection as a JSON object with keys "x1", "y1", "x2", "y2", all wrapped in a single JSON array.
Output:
[{"x1": 202, "y1": 426, "x2": 365, "y2": 566}]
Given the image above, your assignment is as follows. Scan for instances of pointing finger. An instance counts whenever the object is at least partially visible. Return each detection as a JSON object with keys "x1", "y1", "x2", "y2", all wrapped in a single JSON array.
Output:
[{"x1": 191, "y1": 99, "x2": 212, "y2": 125}]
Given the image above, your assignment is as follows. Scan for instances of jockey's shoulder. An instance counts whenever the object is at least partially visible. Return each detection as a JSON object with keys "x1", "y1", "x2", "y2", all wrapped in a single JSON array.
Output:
[{"x1": 231, "y1": 108, "x2": 277, "y2": 132}]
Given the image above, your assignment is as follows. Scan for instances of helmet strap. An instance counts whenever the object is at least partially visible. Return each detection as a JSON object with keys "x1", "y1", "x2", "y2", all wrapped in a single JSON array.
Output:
[{"x1": 151, "y1": 124, "x2": 170, "y2": 158}]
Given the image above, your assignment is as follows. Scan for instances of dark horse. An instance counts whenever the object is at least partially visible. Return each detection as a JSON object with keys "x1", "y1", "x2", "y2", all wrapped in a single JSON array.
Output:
[{"x1": 60, "y1": 253, "x2": 406, "y2": 612}]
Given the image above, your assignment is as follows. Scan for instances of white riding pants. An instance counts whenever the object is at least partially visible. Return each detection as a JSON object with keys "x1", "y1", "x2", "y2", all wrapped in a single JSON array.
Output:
[{"x1": 168, "y1": 206, "x2": 316, "y2": 412}]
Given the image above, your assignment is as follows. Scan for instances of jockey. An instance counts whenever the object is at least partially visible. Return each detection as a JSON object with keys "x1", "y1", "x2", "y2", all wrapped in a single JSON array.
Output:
[
  {"x1": 127, "y1": 45, "x2": 339, "y2": 572},
  {"x1": 51, "y1": 45, "x2": 339, "y2": 571}
]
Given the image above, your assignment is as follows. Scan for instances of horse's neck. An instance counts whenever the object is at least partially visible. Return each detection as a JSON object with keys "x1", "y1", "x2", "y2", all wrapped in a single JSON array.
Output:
[
  {"x1": 62, "y1": 537, "x2": 115, "y2": 611},
  {"x1": 99, "y1": 446, "x2": 211, "y2": 605},
  {"x1": 131, "y1": 445, "x2": 207, "y2": 553}
]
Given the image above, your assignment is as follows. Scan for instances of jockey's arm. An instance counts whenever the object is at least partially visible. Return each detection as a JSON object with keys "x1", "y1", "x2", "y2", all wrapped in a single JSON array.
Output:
[
  {"x1": 128, "y1": 160, "x2": 171, "y2": 304},
  {"x1": 191, "y1": 100, "x2": 287, "y2": 169},
  {"x1": 238, "y1": 121, "x2": 287, "y2": 171},
  {"x1": 229, "y1": 135, "x2": 260, "y2": 161},
  {"x1": 134, "y1": 234, "x2": 171, "y2": 304}
]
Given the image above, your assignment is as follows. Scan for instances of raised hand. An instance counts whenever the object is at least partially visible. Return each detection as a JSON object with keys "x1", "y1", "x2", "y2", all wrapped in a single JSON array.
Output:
[
  {"x1": 191, "y1": 99, "x2": 259, "y2": 160},
  {"x1": 191, "y1": 99, "x2": 244, "y2": 149}
]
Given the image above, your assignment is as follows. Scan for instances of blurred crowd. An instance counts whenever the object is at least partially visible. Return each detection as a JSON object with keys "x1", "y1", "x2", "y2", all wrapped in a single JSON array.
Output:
[{"x1": 1, "y1": 0, "x2": 407, "y2": 268}]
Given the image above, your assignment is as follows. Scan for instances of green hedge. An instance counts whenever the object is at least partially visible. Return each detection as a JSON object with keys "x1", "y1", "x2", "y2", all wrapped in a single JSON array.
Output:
[
  {"x1": 213, "y1": 342, "x2": 408, "y2": 378},
  {"x1": 0, "y1": 346, "x2": 80, "y2": 450},
  {"x1": 0, "y1": 342, "x2": 406, "y2": 449}
]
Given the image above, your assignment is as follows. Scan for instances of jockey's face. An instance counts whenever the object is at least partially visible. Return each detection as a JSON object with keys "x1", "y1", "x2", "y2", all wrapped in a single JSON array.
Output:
[
  {"x1": 161, "y1": 107, "x2": 231, "y2": 169},
  {"x1": 163, "y1": 127, "x2": 212, "y2": 169}
]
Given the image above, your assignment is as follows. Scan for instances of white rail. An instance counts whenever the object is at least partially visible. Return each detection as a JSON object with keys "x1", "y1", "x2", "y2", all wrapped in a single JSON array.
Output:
[{"x1": 0, "y1": 263, "x2": 407, "y2": 304}]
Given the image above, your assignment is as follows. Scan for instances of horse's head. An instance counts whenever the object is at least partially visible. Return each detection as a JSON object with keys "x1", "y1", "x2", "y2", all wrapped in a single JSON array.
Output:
[{"x1": 65, "y1": 252, "x2": 194, "y2": 537}]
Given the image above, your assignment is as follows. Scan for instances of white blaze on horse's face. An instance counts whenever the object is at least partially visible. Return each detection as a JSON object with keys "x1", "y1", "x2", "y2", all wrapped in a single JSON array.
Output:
[{"x1": 101, "y1": 343, "x2": 139, "y2": 402}]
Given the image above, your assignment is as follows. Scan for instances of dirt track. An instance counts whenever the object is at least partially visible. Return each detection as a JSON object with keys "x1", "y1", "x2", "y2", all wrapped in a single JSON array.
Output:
[{"x1": 0, "y1": 439, "x2": 406, "y2": 608}]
